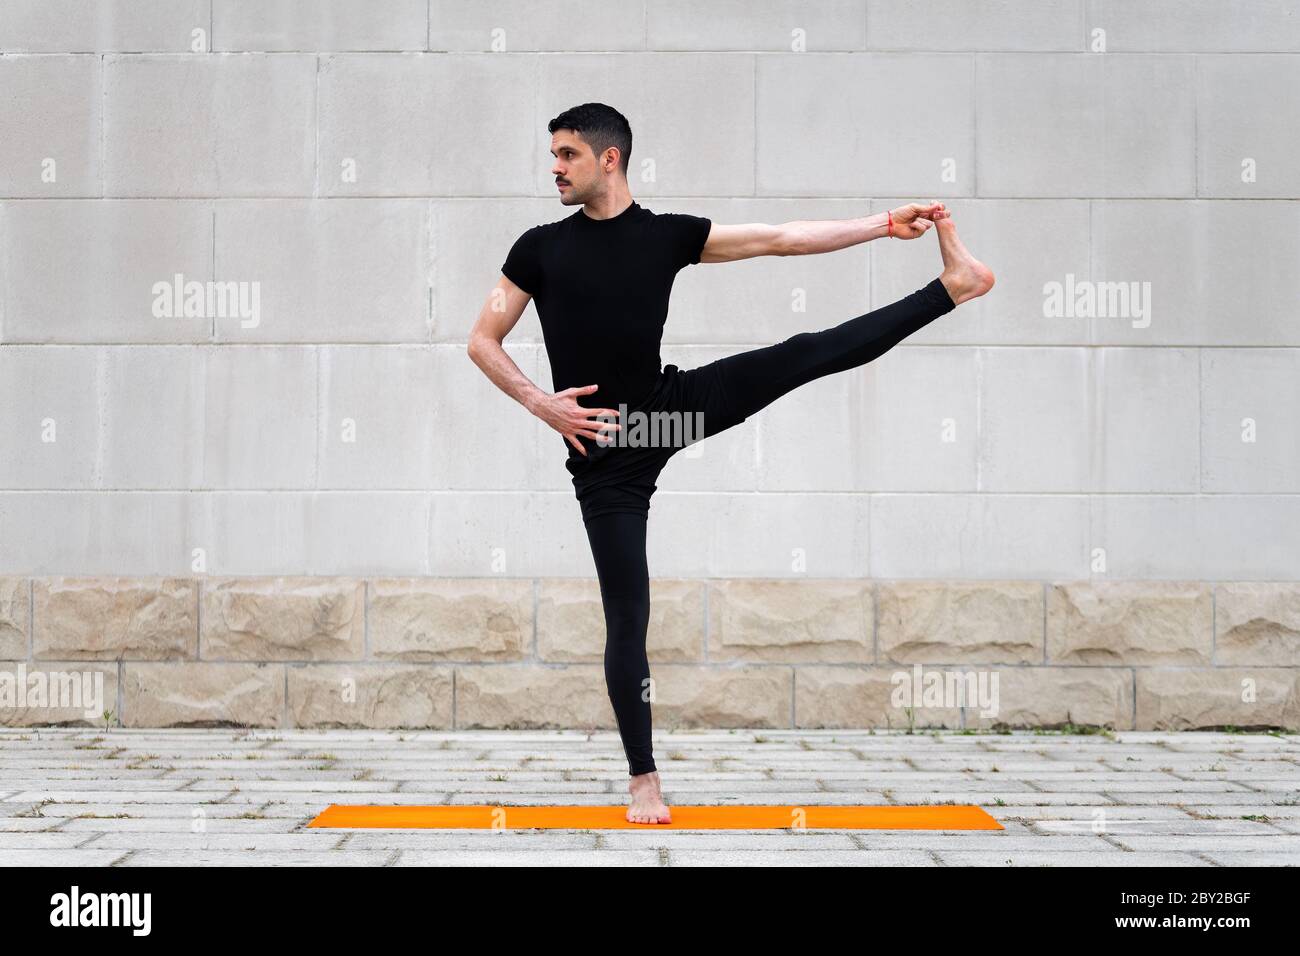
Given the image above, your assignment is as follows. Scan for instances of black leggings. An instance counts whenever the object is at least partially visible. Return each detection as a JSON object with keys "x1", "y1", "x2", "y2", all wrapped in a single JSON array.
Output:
[{"x1": 581, "y1": 278, "x2": 956, "y2": 775}]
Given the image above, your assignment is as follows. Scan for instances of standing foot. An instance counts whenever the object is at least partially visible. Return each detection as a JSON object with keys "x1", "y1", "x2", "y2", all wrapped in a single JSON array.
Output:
[
  {"x1": 627, "y1": 770, "x2": 672, "y2": 824},
  {"x1": 935, "y1": 218, "x2": 995, "y2": 306}
]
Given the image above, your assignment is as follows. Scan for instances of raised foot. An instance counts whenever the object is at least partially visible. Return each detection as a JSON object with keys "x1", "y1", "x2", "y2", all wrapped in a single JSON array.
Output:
[
  {"x1": 627, "y1": 770, "x2": 672, "y2": 825},
  {"x1": 935, "y1": 218, "x2": 995, "y2": 306}
]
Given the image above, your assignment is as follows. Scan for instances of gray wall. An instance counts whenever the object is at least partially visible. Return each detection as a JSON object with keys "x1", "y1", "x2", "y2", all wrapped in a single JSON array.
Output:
[{"x1": 1, "y1": 0, "x2": 1298, "y2": 581}]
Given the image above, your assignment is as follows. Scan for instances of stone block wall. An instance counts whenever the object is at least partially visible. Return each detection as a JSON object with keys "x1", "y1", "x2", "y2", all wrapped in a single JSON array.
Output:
[
  {"x1": 1, "y1": 3, "x2": 1297, "y2": 727},
  {"x1": 2, "y1": 577, "x2": 1296, "y2": 730}
]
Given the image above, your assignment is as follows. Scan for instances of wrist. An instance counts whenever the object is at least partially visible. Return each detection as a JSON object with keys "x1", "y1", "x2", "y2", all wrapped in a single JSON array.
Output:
[{"x1": 872, "y1": 209, "x2": 894, "y2": 241}]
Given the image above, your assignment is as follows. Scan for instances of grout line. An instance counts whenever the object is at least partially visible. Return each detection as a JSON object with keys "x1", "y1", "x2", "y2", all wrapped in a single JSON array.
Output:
[
  {"x1": 1088, "y1": 199, "x2": 1094, "y2": 344},
  {"x1": 1210, "y1": 582, "x2": 1216, "y2": 665},
  {"x1": 92, "y1": 349, "x2": 107, "y2": 488},
  {"x1": 871, "y1": 578, "x2": 879, "y2": 663},
  {"x1": 1130, "y1": 666, "x2": 1137, "y2": 730},
  {"x1": 98, "y1": 53, "x2": 106, "y2": 198},
  {"x1": 0, "y1": 195, "x2": 1291, "y2": 202},
  {"x1": 1, "y1": 49, "x2": 1299, "y2": 56},
  {"x1": 210, "y1": 206, "x2": 216, "y2": 340},
  {"x1": 971, "y1": 53, "x2": 978, "y2": 197},
  {"x1": 1042, "y1": 581, "x2": 1048, "y2": 664},
  {"x1": 701, "y1": 579, "x2": 709, "y2": 662},
  {"x1": 426, "y1": 199, "x2": 436, "y2": 341},
  {"x1": 313, "y1": 54, "x2": 321, "y2": 199},
  {"x1": 789, "y1": 663, "x2": 795, "y2": 729},
  {"x1": 196, "y1": 576, "x2": 203, "y2": 660},
  {"x1": 974, "y1": 347, "x2": 983, "y2": 491},
  {"x1": 314, "y1": 345, "x2": 322, "y2": 491},
  {"x1": 1197, "y1": 348, "x2": 1204, "y2": 493},
  {"x1": 1090, "y1": 346, "x2": 1100, "y2": 497},
  {"x1": 1192, "y1": 53, "x2": 1200, "y2": 197}
]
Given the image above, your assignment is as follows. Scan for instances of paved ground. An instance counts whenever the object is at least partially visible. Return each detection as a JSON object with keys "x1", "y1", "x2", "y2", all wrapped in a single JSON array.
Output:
[{"x1": 0, "y1": 728, "x2": 1297, "y2": 866}]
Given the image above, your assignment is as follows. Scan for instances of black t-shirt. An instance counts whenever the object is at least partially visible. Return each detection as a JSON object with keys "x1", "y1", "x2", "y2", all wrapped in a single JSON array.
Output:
[{"x1": 501, "y1": 200, "x2": 712, "y2": 461}]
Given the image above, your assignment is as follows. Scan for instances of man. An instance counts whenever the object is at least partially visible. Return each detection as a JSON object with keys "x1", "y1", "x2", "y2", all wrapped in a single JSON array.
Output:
[{"x1": 468, "y1": 102, "x2": 993, "y2": 824}]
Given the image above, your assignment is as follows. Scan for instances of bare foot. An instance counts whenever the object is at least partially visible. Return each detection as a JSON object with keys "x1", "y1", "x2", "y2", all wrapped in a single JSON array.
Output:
[
  {"x1": 935, "y1": 218, "x2": 995, "y2": 306},
  {"x1": 627, "y1": 771, "x2": 672, "y2": 824}
]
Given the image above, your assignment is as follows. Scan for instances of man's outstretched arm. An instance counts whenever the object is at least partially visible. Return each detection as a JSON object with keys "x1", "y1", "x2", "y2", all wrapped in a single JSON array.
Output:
[{"x1": 699, "y1": 201, "x2": 949, "y2": 263}]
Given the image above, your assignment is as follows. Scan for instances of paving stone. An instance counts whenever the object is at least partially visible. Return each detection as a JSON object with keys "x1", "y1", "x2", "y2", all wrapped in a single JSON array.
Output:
[
  {"x1": 333, "y1": 833, "x2": 600, "y2": 850},
  {"x1": 1109, "y1": 835, "x2": 1300, "y2": 852},
  {"x1": 1031, "y1": 818, "x2": 1281, "y2": 836},
  {"x1": 596, "y1": 832, "x2": 859, "y2": 850},
  {"x1": 666, "y1": 849, "x2": 937, "y2": 866},
  {"x1": 117, "y1": 850, "x2": 391, "y2": 866},
  {"x1": 0, "y1": 832, "x2": 89, "y2": 849},
  {"x1": 935, "y1": 851, "x2": 1214, "y2": 866},
  {"x1": 1199, "y1": 852, "x2": 1299, "y2": 866},
  {"x1": 0, "y1": 850, "x2": 132, "y2": 865},
  {"x1": 392, "y1": 850, "x2": 663, "y2": 866},
  {"x1": 0, "y1": 728, "x2": 1294, "y2": 865},
  {"x1": 55, "y1": 817, "x2": 308, "y2": 833}
]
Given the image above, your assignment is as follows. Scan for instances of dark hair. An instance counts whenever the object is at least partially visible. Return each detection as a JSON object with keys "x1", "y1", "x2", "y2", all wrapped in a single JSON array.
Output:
[{"x1": 547, "y1": 103, "x2": 632, "y2": 176}]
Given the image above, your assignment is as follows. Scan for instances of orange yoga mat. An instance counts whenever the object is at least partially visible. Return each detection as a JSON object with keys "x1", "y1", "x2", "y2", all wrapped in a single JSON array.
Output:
[{"x1": 309, "y1": 804, "x2": 1003, "y2": 830}]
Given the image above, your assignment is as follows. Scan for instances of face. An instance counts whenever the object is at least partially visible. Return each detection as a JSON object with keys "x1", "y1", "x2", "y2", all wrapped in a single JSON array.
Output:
[{"x1": 550, "y1": 129, "x2": 614, "y2": 206}]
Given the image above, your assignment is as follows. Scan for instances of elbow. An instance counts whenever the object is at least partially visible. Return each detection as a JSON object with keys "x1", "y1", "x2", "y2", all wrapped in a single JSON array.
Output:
[
  {"x1": 468, "y1": 332, "x2": 501, "y2": 366},
  {"x1": 467, "y1": 334, "x2": 486, "y2": 364}
]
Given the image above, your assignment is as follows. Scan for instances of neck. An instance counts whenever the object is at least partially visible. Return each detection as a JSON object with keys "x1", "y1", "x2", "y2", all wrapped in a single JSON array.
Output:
[{"x1": 581, "y1": 190, "x2": 635, "y2": 221}]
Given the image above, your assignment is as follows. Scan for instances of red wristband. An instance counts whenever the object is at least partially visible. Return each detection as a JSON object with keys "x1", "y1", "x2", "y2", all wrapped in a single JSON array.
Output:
[{"x1": 887, "y1": 209, "x2": 893, "y2": 238}]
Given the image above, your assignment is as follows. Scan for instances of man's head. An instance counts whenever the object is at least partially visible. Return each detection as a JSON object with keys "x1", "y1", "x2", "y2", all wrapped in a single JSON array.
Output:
[{"x1": 547, "y1": 103, "x2": 632, "y2": 207}]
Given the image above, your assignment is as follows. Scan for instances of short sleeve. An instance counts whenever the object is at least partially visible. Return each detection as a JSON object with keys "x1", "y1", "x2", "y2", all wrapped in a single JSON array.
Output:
[
  {"x1": 661, "y1": 212, "x2": 712, "y2": 269},
  {"x1": 501, "y1": 226, "x2": 545, "y2": 296}
]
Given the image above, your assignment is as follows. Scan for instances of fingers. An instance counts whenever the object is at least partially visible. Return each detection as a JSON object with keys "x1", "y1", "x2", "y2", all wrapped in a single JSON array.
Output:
[
  {"x1": 580, "y1": 408, "x2": 621, "y2": 431},
  {"x1": 914, "y1": 201, "x2": 947, "y2": 221},
  {"x1": 556, "y1": 387, "x2": 622, "y2": 455}
]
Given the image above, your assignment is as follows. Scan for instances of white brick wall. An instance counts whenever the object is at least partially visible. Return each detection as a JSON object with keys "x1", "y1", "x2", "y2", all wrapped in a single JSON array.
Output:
[{"x1": 0, "y1": 1, "x2": 1297, "y2": 580}]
